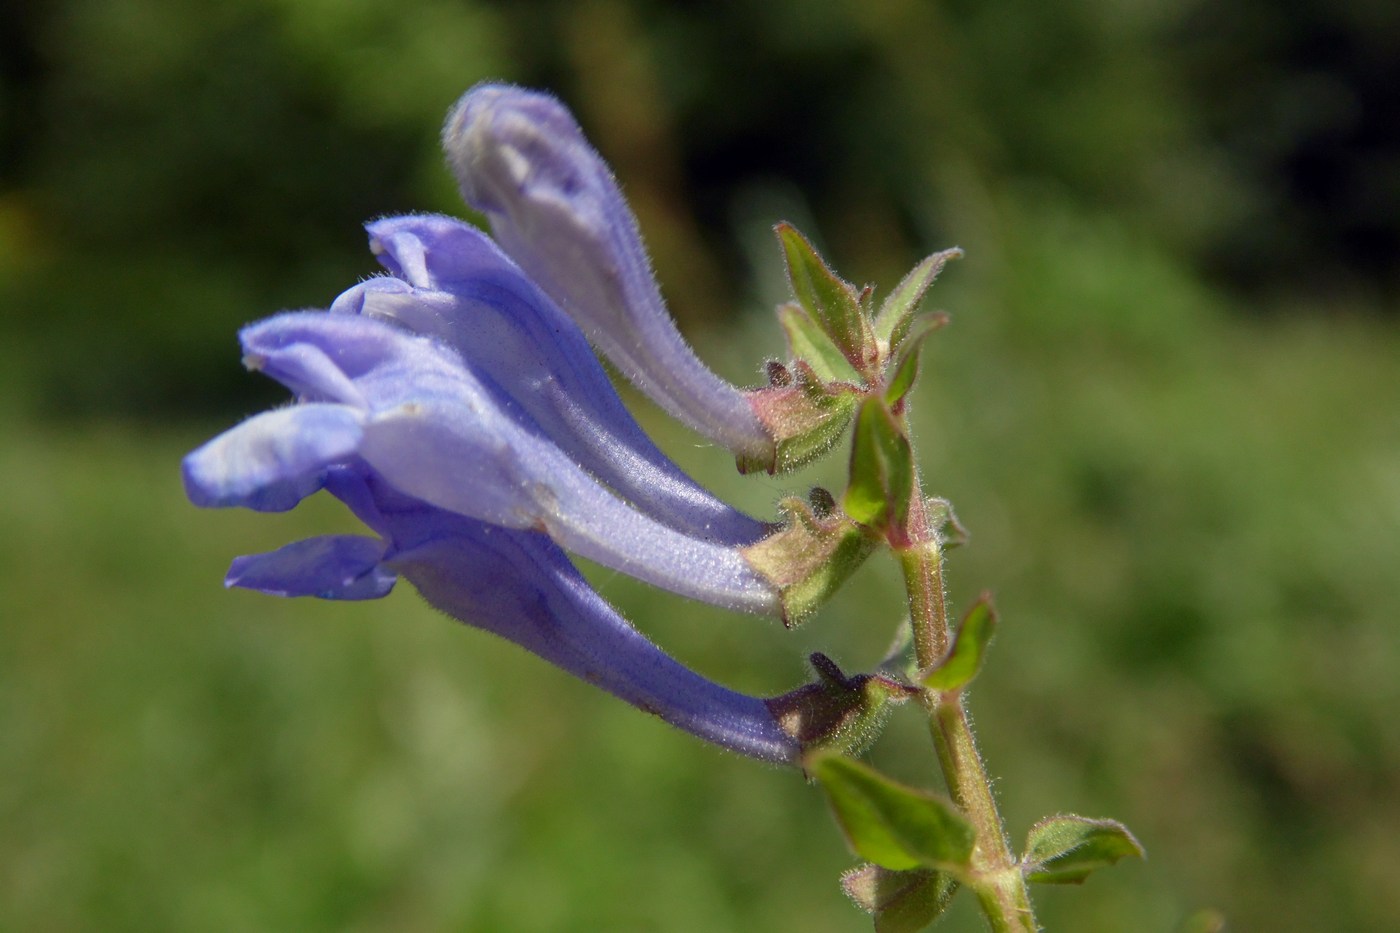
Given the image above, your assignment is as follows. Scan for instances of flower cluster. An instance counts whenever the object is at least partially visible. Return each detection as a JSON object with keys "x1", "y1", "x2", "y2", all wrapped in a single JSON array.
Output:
[{"x1": 184, "y1": 84, "x2": 893, "y2": 763}]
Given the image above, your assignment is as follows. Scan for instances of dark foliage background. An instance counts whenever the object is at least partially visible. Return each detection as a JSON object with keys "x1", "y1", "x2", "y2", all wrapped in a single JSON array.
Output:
[{"x1": 2, "y1": 2, "x2": 1397, "y2": 930}]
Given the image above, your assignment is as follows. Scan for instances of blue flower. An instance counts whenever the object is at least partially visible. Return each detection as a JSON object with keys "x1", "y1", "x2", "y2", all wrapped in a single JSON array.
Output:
[
  {"x1": 223, "y1": 465, "x2": 802, "y2": 764},
  {"x1": 336, "y1": 212, "x2": 767, "y2": 547},
  {"x1": 443, "y1": 83, "x2": 774, "y2": 464},
  {"x1": 184, "y1": 311, "x2": 777, "y2": 615}
]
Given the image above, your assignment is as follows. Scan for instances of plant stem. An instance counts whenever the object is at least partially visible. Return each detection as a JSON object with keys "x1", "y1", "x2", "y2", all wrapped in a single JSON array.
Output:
[
  {"x1": 898, "y1": 491, "x2": 1039, "y2": 932},
  {"x1": 897, "y1": 538, "x2": 948, "y2": 668}
]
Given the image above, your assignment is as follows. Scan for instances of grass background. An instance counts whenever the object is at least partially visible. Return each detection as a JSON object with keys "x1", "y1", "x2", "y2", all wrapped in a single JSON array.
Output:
[{"x1": 3, "y1": 1, "x2": 1398, "y2": 930}]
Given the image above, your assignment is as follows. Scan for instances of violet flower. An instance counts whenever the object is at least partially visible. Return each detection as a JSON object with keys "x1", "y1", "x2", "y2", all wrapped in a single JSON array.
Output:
[
  {"x1": 443, "y1": 83, "x2": 774, "y2": 464},
  {"x1": 183, "y1": 311, "x2": 777, "y2": 615},
  {"x1": 224, "y1": 465, "x2": 802, "y2": 764},
  {"x1": 331, "y1": 212, "x2": 766, "y2": 547}
]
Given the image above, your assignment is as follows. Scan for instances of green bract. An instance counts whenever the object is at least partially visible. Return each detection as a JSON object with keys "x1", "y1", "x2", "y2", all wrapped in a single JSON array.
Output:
[
  {"x1": 809, "y1": 752, "x2": 976, "y2": 873},
  {"x1": 845, "y1": 398, "x2": 916, "y2": 533},
  {"x1": 874, "y1": 246, "x2": 963, "y2": 355},
  {"x1": 922, "y1": 595, "x2": 998, "y2": 691},
  {"x1": 1022, "y1": 815, "x2": 1146, "y2": 884},
  {"x1": 778, "y1": 223, "x2": 879, "y2": 381}
]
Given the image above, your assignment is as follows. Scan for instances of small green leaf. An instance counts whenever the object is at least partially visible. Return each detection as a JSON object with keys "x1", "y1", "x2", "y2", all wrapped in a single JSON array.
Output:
[
  {"x1": 778, "y1": 223, "x2": 876, "y2": 377},
  {"x1": 778, "y1": 301, "x2": 863, "y2": 384},
  {"x1": 811, "y1": 752, "x2": 975, "y2": 872},
  {"x1": 883, "y1": 314, "x2": 948, "y2": 408},
  {"x1": 1022, "y1": 815, "x2": 1145, "y2": 884},
  {"x1": 874, "y1": 246, "x2": 963, "y2": 352},
  {"x1": 844, "y1": 398, "x2": 914, "y2": 532},
  {"x1": 842, "y1": 864, "x2": 959, "y2": 933},
  {"x1": 922, "y1": 595, "x2": 997, "y2": 691}
]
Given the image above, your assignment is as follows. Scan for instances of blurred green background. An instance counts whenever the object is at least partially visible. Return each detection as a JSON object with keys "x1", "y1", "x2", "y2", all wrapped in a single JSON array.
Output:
[{"x1": 3, "y1": 1, "x2": 1398, "y2": 930}]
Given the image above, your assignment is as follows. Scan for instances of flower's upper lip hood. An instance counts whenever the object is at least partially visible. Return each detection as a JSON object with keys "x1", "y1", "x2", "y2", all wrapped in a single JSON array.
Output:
[
  {"x1": 443, "y1": 83, "x2": 592, "y2": 218},
  {"x1": 442, "y1": 83, "x2": 774, "y2": 462}
]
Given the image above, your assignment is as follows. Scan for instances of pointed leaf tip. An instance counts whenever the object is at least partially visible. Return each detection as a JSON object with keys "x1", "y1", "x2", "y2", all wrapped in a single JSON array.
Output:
[
  {"x1": 777, "y1": 223, "x2": 877, "y2": 379},
  {"x1": 883, "y1": 313, "x2": 949, "y2": 409},
  {"x1": 1022, "y1": 815, "x2": 1145, "y2": 885},
  {"x1": 875, "y1": 246, "x2": 963, "y2": 352}
]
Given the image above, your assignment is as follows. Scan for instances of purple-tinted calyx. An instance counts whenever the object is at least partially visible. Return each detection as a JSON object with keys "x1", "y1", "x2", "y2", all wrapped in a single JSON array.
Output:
[{"x1": 443, "y1": 83, "x2": 775, "y2": 465}]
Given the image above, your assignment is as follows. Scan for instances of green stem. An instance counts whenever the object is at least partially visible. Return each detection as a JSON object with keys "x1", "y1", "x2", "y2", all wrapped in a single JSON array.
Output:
[
  {"x1": 898, "y1": 493, "x2": 1039, "y2": 932},
  {"x1": 928, "y1": 695, "x2": 1037, "y2": 931},
  {"x1": 897, "y1": 540, "x2": 948, "y2": 668}
]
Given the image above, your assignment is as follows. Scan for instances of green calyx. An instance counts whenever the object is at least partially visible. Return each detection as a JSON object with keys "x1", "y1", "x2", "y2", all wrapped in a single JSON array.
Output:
[
  {"x1": 842, "y1": 863, "x2": 959, "y2": 933},
  {"x1": 741, "y1": 493, "x2": 877, "y2": 626},
  {"x1": 739, "y1": 226, "x2": 962, "y2": 620},
  {"x1": 742, "y1": 362, "x2": 860, "y2": 475}
]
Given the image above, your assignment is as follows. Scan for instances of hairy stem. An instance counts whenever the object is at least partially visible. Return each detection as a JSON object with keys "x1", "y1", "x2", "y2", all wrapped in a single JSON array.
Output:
[{"x1": 898, "y1": 490, "x2": 1039, "y2": 932}]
